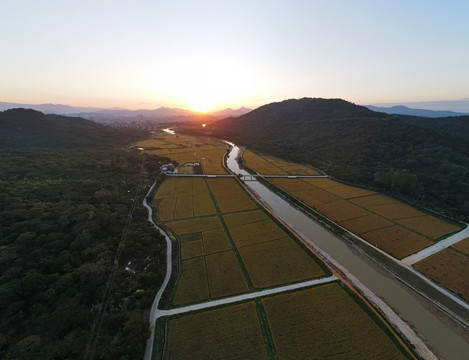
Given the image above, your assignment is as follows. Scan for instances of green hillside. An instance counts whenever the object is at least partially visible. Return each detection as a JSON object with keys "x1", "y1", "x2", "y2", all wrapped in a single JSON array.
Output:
[{"x1": 204, "y1": 98, "x2": 469, "y2": 221}]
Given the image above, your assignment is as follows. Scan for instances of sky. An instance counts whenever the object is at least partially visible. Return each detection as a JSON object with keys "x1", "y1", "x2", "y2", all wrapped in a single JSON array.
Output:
[{"x1": 1, "y1": 0, "x2": 468, "y2": 112}]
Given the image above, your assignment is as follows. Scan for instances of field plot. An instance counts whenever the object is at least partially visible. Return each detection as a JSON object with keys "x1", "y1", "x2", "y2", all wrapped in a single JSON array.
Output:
[
  {"x1": 167, "y1": 216, "x2": 223, "y2": 235},
  {"x1": 395, "y1": 215, "x2": 461, "y2": 239},
  {"x1": 206, "y1": 178, "x2": 258, "y2": 213},
  {"x1": 262, "y1": 283, "x2": 408, "y2": 360},
  {"x1": 158, "y1": 198, "x2": 176, "y2": 221},
  {"x1": 316, "y1": 200, "x2": 370, "y2": 222},
  {"x1": 452, "y1": 237, "x2": 469, "y2": 255},
  {"x1": 228, "y1": 218, "x2": 287, "y2": 248},
  {"x1": 261, "y1": 155, "x2": 320, "y2": 175},
  {"x1": 323, "y1": 184, "x2": 376, "y2": 199},
  {"x1": 163, "y1": 302, "x2": 268, "y2": 360},
  {"x1": 413, "y1": 249, "x2": 469, "y2": 302},
  {"x1": 199, "y1": 148, "x2": 228, "y2": 174},
  {"x1": 350, "y1": 194, "x2": 400, "y2": 207},
  {"x1": 238, "y1": 237, "x2": 326, "y2": 288},
  {"x1": 180, "y1": 239, "x2": 204, "y2": 260},
  {"x1": 367, "y1": 203, "x2": 425, "y2": 220},
  {"x1": 243, "y1": 150, "x2": 287, "y2": 175},
  {"x1": 271, "y1": 178, "x2": 315, "y2": 192},
  {"x1": 172, "y1": 257, "x2": 210, "y2": 305},
  {"x1": 339, "y1": 214, "x2": 394, "y2": 234},
  {"x1": 202, "y1": 228, "x2": 232, "y2": 254},
  {"x1": 303, "y1": 177, "x2": 343, "y2": 188},
  {"x1": 223, "y1": 209, "x2": 268, "y2": 228},
  {"x1": 361, "y1": 225, "x2": 433, "y2": 259},
  {"x1": 155, "y1": 177, "x2": 217, "y2": 221},
  {"x1": 205, "y1": 251, "x2": 249, "y2": 297}
]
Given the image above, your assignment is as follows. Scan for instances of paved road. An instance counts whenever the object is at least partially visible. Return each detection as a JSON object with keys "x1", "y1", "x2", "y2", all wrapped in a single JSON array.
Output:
[
  {"x1": 154, "y1": 275, "x2": 338, "y2": 319},
  {"x1": 401, "y1": 225, "x2": 469, "y2": 265},
  {"x1": 143, "y1": 181, "x2": 173, "y2": 360}
]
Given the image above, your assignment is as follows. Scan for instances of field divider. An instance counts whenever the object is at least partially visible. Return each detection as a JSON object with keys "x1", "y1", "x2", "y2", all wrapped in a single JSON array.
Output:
[
  {"x1": 155, "y1": 276, "x2": 338, "y2": 319},
  {"x1": 202, "y1": 177, "x2": 255, "y2": 290}
]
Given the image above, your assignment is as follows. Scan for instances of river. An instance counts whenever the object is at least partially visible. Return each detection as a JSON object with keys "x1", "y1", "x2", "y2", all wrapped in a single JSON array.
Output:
[{"x1": 225, "y1": 142, "x2": 469, "y2": 360}]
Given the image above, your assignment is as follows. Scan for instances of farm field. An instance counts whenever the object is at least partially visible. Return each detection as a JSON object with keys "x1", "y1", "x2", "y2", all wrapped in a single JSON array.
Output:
[
  {"x1": 153, "y1": 171, "x2": 332, "y2": 305},
  {"x1": 137, "y1": 133, "x2": 228, "y2": 174},
  {"x1": 206, "y1": 177, "x2": 259, "y2": 213},
  {"x1": 413, "y1": 248, "x2": 469, "y2": 302},
  {"x1": 238, "y1": 237, "x2": 326, "y2": 288},
  {"x1": 154, "y1": 177, "x2": 217, "y2": 221},
  {"x1": 243, "y1": 151, "x2": 320, "y2": 175},
  {"x1": 360, "y1": 225, "x2": 433, "y2": 259},
  {"x1": 262, "y1": 283, "x2": 409, "y2": 360},
  {"x1": 268, "y1": 176, "x2": 463, "y2": 259},
  {"x1": 163, "y1": 302, "x2": 268, "y2": 360},
  {"x1": 452, "y1": 237, "x2": 469, "y2": 254}
]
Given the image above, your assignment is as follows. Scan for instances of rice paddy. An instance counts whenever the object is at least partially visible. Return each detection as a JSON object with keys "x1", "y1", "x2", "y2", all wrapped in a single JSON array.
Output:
[{"x1": 262, "y1": 283, "x2": 409, "y2": 360}]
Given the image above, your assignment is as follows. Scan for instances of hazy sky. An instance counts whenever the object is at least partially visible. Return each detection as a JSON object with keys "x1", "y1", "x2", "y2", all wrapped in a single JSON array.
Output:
[{"x1": 1, "y1": 0, "x2": 468, "y2": 111}]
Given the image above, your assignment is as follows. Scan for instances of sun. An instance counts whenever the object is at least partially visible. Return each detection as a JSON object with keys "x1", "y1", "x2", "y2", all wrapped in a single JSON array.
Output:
[{"x1": 190, "y1": 100, "x2": 213, "y2": 113}]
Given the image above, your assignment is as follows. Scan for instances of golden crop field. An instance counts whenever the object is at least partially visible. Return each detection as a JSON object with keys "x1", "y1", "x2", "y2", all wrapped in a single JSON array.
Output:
[
  {"x1": 163, "y1": 302, "x2": 268, "y2": 360},
  {"x1": 350, "y1": 194, "x2": 400, "y2": 207},
  {"x1": 172, "y1": 257, "x2": 210, "y2": 305},
  {"x1": 193, "y1": 193, "x2": 217, "y2": 217},
  {"x1": 205, "y1": 251, "x2": 249, "y2": 297},
  {"x1": 280, "y1": 165, "x2": 320, "y2": 175},
  {"x1": 158, "y1": 198, "x2": 176, "y2": 221},
  {"x1": 290, "y1": 188, "x2": 339, "y2": 207},
  {"x1": 202, "y1": 228, "x2": 232, "y2": 254},
  {"x1": 360, "y1": 225, "x2": 433, "y2": 259},
  {"x1": 366, "y1": 202, "x2": 426, "y2": 220},
  {"x1": 228, "y1": 218, "x2": 287, "y2": 248},
  {"x1": 302, "y1": 177, "x2": 342, "y2": 188},
  {"x1": 271, "y1": 178, "x2": 314, "y2": 192},
  {"x1": 167, "y1": 216, "x2": 223, "y2": 235},
  {"x1": 339, "y1": 214, "x2": 394, "y2": 234},
  {"x1": 180, "y1": 239, "x2": 205, "y2": 260},
  {"x1": 452, "y1": 237, "x2": 469, "y2": 255},
  {"x1": 243, "y1": 150, "x2": 287, "y2": 175},
  {"x1": 316, "y1": 200, "x2": 370, "y2": 222},
  {"x1": 262, "y1": 283, "x2": 408, "y2": 360},
  {"x1": 154, "y1": 178, "x2": 176, "y2": 199},
  {"x1": 214, "y1": 193, "x2": 259, "y2": 213},
  {"x1": 323, "y1": 184, "x2": 376, "y2": 199},
  {"x1": 173, "y1": 177, "x2": 193, "y2": 196},
  {"x1": 413, "y1": 248, "x2": 469, "y2": 302},
  {"x1": 223, "y1": 210, "x2": 268, "y2": 228},
  {"x1": 136, "y1": 139, "x2": 173, "y2": 148},
  {"x1": 206, "y1": 178, "x2": 258, "y2": 213},
  {"x1": 260, "y1": 155, "x2": 320, "y2": 175},
  {"x1": 238, "y1": 237, "x2": 326, "y2": 288},
  {"x1": 199, "y1": 148, "x2": 228, "y2": 174},
  {"x1": 395, "y1": 215, "x2": 462, "y2": 239},
  {"x1": 173, "y1": 195, "x2": 193, "y2": 219}
]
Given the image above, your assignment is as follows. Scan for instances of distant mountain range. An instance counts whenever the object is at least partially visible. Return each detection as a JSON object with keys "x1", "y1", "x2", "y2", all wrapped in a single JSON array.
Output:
[
  {"x1": 366, "y1": 105, "x2": 469, "y2": 118},
  {"x1": 0, "y1": 101, "x2": 251, "y2": 122}
]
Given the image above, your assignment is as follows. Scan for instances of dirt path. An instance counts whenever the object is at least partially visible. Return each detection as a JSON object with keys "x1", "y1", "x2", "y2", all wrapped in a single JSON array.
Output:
[
  {"x1": 143, "y1": 181, "x2": 173, "y2": 360},
  {"x1": 155, "y1": 276, "x2": 338, "y2": 319},
  {"x1": 401, "y1": 225, "x2": 469, "y2": 265}
]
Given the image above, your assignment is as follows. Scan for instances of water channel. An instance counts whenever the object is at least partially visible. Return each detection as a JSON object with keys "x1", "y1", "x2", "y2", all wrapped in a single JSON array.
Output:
[{"x1": 224, "y1": 142, "x2": 469, "y2": 360}]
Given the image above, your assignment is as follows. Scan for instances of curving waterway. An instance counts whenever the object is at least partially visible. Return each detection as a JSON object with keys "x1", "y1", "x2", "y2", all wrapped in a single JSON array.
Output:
[{"x1": 225, "y1": 142, "x2": 469, "y2": 360}]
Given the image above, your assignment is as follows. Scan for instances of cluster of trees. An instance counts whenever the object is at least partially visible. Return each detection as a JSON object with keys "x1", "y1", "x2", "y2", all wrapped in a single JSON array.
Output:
[
  {"x1": 0, "y1": 148, "x2": 167, "y2": 359},
  {"x1": 199, "y1": 98, "x2": 469, "y2": 221},
  {"x1": 0, "y1": 109, "x2": 169, "y2": 359}
]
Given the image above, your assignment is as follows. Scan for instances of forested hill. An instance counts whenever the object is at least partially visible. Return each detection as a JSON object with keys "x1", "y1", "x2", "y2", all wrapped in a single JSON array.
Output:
[
  {"x1": 0, "y1": 108, "x2": 145, "y2": 148},
  {"x1": 203, "y1": 98, "x2": 469, "y2": 221}
]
